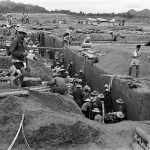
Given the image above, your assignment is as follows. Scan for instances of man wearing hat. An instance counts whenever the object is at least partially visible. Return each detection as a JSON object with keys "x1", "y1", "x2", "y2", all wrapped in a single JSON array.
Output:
[
  {"x1": 66, "y1": 61, "x2": 73, "y2": 77},
  {"x1": 10, "y1": 27, "x2": 28, "y2": 87},
  {"x1": 81, "y1": 98, "x2": 91, "y2": 118},
  {"x1": 92, "y1": 108, "x2": 103, "y2": 123},
  {"x1": 64, "y1": 71, "x2": 71, "y2": 83},
  {"x1": 72, "y1": 84, "x2": 83, "y2": 108},
  {"x1": 47, "y1": 73, "x2": 67, "y2": 94},
  {"x1": 79, "y1": 69, "x2": 85, "y2": 85},
  {"x1": 129, "y1": 44, "x2": 142, "y2": 77},
  {"x1": 115, "y1": 98, "x2": 125, "y2": 122},
  {"x1": 82, "y1": 86, "x2": 91, "y2": 101},
  {"x1": 54, "y1": 62, "x2": 61, "y2": 73},
  {"x1": 104, "y1": 88, "x2": 113, "y2": 113},
  {"x1": 95, "y1": 93, "x2": 104, "y2": 112},
  {"x1": 89, "y1": 91, "x2": 98, "y2": 120}
]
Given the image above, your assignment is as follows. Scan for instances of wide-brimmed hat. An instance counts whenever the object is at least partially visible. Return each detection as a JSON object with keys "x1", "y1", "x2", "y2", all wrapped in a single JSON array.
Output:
[
  {"x1": 78, "y1": 79, "x2": 82, "y2": 83},
  {"x1": 98, "y1": 93, "x2": 104, "y2": 98},
  {"x1": 79, "y1": 69, "x2": 84, "y2": 73},
  {"x1": 105, "y1": 88, "x2": 110, "y2": 92},
  {"x1": 76, "y1": 84, "x2": 82, "y2": 88},
  {"x1": 29, "y1": 50, "x2": 33, "y2": 53},
  {"x1": 116, "y1": 111, "x2": 124, "y2": 118},
  {"x1": 92, "y1": 108, "x2": 100, "y2": 113},
  {"x1": 52, "y1": 73, "x2": 58, "y2": 77},
  {"x1": 65, "y1": 71, "x2": 69, "y2": 74},
  {"x1": 84, "y1": 98, "x2": 91, "y2": 102},
  {"x1": 60, "y1": 68, "x2": 65, "y2": 72},
  {"x1": 104, "y1": 84, "x2": 109, "y2": 88},
  {"x1": 116, "y1": 98, "x2": 124, "y2": 104},
  {"x1": 91, "y1": 91, "x2": 98, "y2": 96}
]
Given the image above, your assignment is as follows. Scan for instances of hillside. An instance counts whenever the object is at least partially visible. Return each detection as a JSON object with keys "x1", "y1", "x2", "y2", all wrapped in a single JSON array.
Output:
[
  {"x1": 0, "y1": 0, "x2": 49, "y2": 13},
  {"x1": 128, "y1": 9, "x2": 150, "y2": 17}
]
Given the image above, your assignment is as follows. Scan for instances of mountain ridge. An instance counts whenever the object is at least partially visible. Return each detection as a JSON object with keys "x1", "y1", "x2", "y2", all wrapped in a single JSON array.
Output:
[
  {"x1": 0, "y1": 0, "x2": 49, "y2": 13},
  {"x1": 128, "y1": 9, "x2": 150, "y2": 17}
]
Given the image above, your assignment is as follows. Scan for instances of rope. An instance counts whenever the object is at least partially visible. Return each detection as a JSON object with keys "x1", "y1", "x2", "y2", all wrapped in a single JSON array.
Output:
[
  {"x1": 7, "y1": 113, "x2": 25, "y2": 150},
  {"x1": 7, "y1": 113, "x2": 32, "y2": 150},
  {"x1": 22, "y1": 122, "x2": 32, "y2": 150}
]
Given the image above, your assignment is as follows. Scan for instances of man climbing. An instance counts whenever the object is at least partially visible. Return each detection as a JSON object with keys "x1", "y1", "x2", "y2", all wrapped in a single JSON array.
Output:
[
  {"x1": 10, "y1": 28, "x2": 28, "y2": 87},
  {"x1": 129, "y1": 44, "x2": 142, "y2": 78}
]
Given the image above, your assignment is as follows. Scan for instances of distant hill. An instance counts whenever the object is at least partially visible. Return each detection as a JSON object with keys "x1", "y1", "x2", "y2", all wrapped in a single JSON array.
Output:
[
  {"x1": 128, "y1": 9, "x2": 150, "y2": 17},
  {"x1": 0, "y1": 0, "x2": 49, "y2": 13}
]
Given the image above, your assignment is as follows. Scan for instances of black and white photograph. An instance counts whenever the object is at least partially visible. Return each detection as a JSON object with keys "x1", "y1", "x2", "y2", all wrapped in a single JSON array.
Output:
[{"x1": 0, "y1": 0, "x2": 150, "y2": 149}]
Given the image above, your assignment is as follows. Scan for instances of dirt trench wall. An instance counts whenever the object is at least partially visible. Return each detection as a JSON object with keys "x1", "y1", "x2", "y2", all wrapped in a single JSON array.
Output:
[
  {"x1": 64, "y1": 47, "x2": 110, "y2": 94},
  {"x1": 30, "y1": 32, "x2": 64, "y2": 48},
  {"x1": 64, "y1": 47, "x2": 150, "y2": 121},
  {"x1": 112, "y1": 78, "x2": 150, "y2": 121}
]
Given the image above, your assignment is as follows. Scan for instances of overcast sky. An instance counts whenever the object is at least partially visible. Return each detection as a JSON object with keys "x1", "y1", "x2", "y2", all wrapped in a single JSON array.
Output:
[{"x1": 10, "y1": 0, "x2": 150, "y2": 13}]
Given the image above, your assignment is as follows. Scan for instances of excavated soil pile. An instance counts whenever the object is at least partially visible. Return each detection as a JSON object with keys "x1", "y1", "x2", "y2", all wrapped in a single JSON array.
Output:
[
  {"x1": 28, "y1": 58, "x2": 53, "y2": 81},
  {"x1": 0, "y1": 55, "x2": 53, "y2": 81},
  {"x1": 0, "y1": 92, "x2": 102, "y2": 150},
  {"x1": 1, "y1": 91, "x2": 150, "y2": 150}
]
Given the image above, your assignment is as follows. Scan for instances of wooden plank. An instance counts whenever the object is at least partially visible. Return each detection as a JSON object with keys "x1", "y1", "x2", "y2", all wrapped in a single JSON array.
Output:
[
  {"x1": 29, "y1": 47, "x2": 64, "y2": 50},
  {"x1": 0, "y1": 89, "x2": 29, "y2": 98}
]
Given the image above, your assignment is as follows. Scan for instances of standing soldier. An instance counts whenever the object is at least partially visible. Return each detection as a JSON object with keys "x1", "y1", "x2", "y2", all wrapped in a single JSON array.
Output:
[
  {"x1": 72, "y1": 84, "x2": 83, "y2": 108},
  {"x1": 129, "y1": 44, "x2": 142, "y2": 78},
  {"x1": 10, "y1": 28, "x2": 28, "y2": 87},
  {"x1": 66, "y1": 61, "x2": 73, "y2": 77},
  {"x1": 104, "y1": 88, "x2": 113, "y2": 113}
]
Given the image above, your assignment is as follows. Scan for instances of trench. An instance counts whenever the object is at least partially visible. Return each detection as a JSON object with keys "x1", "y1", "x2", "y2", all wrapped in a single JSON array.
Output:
[
  {"x1": 3, "y1": 31, "x2": 150, "y2": 121},
  {"x1": 28, "y1": 32, "x2": 150, "y2": 121}
]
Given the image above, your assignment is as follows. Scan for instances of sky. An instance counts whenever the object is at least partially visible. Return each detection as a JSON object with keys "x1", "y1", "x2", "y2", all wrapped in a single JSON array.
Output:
[{"x1": 5, "y1": 0, "x2": 150, "y2": 13}]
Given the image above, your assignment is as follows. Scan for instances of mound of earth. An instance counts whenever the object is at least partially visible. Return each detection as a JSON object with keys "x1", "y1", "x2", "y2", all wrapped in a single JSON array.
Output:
[
  {"x1": 0, "y1": 55, "x2": 53, "y2": 81},
  {"x1": 28, "y1": 58, "x2": 53, "y2": 81},
  {"x1": 1, "y1": 90, "x2": 150, "y2": 150},
  {"x1": 0, "y1": 91, "x2": 101, "y2": 150}
]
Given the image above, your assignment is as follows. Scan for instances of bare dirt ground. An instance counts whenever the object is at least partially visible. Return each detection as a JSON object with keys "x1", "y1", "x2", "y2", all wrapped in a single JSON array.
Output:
[{"x1": 1, "y1": 13, "x2": 150, "y2": 150}]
